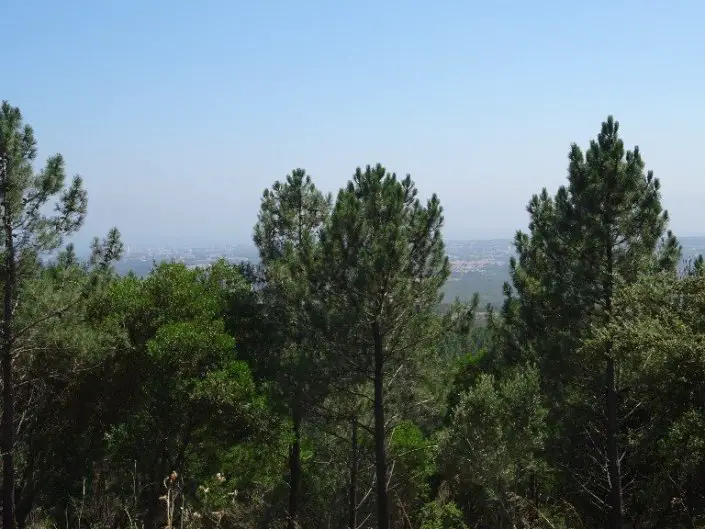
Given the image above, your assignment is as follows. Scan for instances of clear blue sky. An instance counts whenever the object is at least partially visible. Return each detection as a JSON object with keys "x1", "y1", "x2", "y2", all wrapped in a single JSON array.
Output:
[{"x1": 3, "y1": 0, "x2": 704, "y2": 249}]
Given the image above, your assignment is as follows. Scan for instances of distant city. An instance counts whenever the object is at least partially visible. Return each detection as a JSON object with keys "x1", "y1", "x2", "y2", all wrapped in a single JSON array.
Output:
[{"x1": 106, "y1": 237, "x2": 705, "y2": 309}]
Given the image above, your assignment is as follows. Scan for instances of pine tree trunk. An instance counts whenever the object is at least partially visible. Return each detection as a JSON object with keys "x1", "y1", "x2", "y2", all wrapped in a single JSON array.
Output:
[
  {"x1": 287, "y1": 409, "x2": 302, "y2": 529},
  {"x1": 348, "y1": 417, "x2": 358, "y2": 529},
  {"x1": 145, "y1": 452, "x2": 168, "y2": 529},
  {"x1": 15, "y1": 464, "x2": 39, "y2": 529},
  {"x1": 15, "y1": 486, "x2": 35, "y2": 529},
  {"x1": 373, "y1": 323, "x2": 389, "y2": 529},
  {"x1": 606, "y1": 352, "x2": 623, "y2": 529},
  {"x1": 685, "y1": 474, "x2": 695, "y2": 529},
  {"x1": 2, "y1": 204, "x2": 16, "y2": 529},
  {"x1": 605, "y1": 226, "x2": 623, "y2": 529}
]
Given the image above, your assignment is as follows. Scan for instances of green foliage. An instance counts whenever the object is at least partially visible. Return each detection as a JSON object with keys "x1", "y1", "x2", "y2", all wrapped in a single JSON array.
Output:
[
  {"x1": 318, "y1": 164, "x2": 452, "y2": 529},
  {"x1": 252, "y1": 168, "x2": 332, "y2": 401},
  {"x1": 10, "y1": 265, "x2": 122, "y2": 520},
  {"x1": 491, "y1": 116, "x2": 682, "y2": 527},
  {"x1": 0, "y1": 101, "x2": 88, "y2": 257},
  {"x1": 321, "y1": 164, "x2": 450, "y2": 340},
  {"x1": 388, "y1": 420, "x2": 435, "y2": 515},
  {"x1": 438, "y1": 366, "x2": 548, "y2": 522},
  {"x1": 78, "y1": 261, "x2": 280, "y2": 528},
  {"x1": 418, "y1": 500, "x2": 468, "y2": 529},
  {"x1": 500, "y1": 116, "x2": 678, "y2": 381},
  {"x1": 254, "y1": 168, "x2": 331, "y2": 267},
  {"x1": 5, "y1": 106, "x2": 705, "y2": 529},
  {"x1": 252, "y1": 169, "x2": 333, "y2": 527},
  {"x1": 0, "y1": 101, "x2": 123, "y2": 529},
  {"x1": 581, "y1": 273, "x2": 705, "y2": 526}
]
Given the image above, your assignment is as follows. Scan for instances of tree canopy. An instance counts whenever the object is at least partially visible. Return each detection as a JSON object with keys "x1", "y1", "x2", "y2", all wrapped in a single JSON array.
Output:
[{"x1": 1, "y1": 103, "x2": 703, "y2": 529}]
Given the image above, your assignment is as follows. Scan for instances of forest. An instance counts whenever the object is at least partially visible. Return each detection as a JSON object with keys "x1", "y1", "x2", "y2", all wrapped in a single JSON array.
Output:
[{"x1": 1, "y1": 99, "x2": 704, "y2": 529}]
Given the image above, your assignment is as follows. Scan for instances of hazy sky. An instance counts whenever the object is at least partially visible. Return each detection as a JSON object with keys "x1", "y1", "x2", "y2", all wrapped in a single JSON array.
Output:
[{"x1": 3, "y1": 0, "x2": 704, "y2": 249}]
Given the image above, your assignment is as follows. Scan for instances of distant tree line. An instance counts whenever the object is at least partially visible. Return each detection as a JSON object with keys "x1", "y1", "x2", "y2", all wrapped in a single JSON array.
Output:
[{"x1": 1, "y1": 100, "x2": 704, "y2": 529}]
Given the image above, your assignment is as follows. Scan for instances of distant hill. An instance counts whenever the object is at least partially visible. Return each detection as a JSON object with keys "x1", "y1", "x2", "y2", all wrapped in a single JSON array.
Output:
[
  {"x1": 443, "y1": 266, "x2": 508, "y2": 309},
  {"x1": 109, "y1": 237, "x2": 705, "y2": 311},
  {"x1": 440, "y1": 236, "x2": 705, "y2": 309}
]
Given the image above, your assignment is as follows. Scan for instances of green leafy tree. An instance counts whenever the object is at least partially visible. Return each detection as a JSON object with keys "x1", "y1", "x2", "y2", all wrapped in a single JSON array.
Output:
[
  {"x1": 9, "y1": 247, "x2": 127, "y2": 526},
  {"x1": 114, "y1": 262, "x2": 278, "y2": 527},
  {"x1": 499, "y1": 116, "x2": 680, "y2": 528},
  {"x1": 418, "y1": 499, "x2": 468, "y2": 529},
  {"x1": 81, "y1": 262, "x2": 266, "y2": 527},
  {"x1": 0, "y1": 101, "x2": 121, "y2": 529},
  {"x1": 320, "y1": 164, "x2": 450, "y2": 529},
  {"x1": 253, "y1": 168, "x2": 331, "y2": 529},
  {"x1": 583, "y1": 272, "x2": 705, "y2": 527},
  {"x1": 437, "y1": 366, "x2": 551, "y2": 528}
]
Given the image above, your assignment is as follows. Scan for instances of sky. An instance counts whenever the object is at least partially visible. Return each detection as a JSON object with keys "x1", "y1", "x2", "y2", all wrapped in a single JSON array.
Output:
[{"x1": 2, "y1": 0, "x2": 705, "y2": 249}]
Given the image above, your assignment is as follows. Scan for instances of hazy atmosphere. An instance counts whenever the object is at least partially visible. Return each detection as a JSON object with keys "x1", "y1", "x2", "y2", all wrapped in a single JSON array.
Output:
[
  {"x1": 3, "y1": 0, "x2": 704, "y2": 248},
  {"x1": 4, "y1": 3, "x2": 705, "y2": 529}
]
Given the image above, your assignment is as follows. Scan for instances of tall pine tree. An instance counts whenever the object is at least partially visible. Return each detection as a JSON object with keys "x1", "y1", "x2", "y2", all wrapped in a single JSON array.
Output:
[
  {"x1": 0, "y1": 101, "x2": 122, "y2": 529},
  {"x1": 499, "y1": 116, "x2": 680, "y2": 528},
  {"x1": 320, "y1": 164, "x2": 449, "y2": 529},
  {"x1": 253, "y1": 168, "x2": 331, "y2": 529}
]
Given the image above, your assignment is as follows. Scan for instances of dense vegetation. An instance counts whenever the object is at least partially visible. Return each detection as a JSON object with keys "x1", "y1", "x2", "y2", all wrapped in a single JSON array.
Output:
[{"x1": 1, "y1": 101, "x2": 704, "y2": 529}]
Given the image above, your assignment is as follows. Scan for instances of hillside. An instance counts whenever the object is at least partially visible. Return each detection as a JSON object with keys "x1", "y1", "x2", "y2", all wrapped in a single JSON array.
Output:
[{"x1": 112, "y1": 237, "x2": 705, "y2": 309}]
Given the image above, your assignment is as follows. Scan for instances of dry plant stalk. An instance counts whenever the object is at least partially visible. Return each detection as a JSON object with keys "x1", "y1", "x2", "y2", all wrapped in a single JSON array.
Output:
[{"x1": 160, "y1": 471, "x2": 181, "y2": 529}]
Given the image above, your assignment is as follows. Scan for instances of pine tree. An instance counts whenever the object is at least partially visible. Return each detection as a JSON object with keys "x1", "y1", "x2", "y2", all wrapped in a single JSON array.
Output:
[
  {"x1": 500, "y1": 116, "x2": 680, "y2": 528},
  {"x1": 320, "y1": 164, "x2": 449, "y2": 529},
  {"x1": 0, "y1": 101, "x2": 122, "y2": 529},
  {"x1": 253, "y1": 168, "x2": 331, "y2": 529}
]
